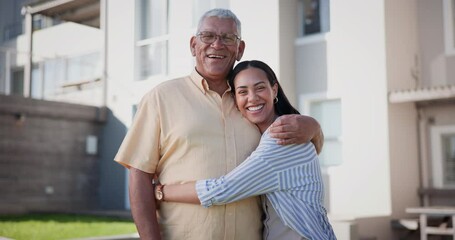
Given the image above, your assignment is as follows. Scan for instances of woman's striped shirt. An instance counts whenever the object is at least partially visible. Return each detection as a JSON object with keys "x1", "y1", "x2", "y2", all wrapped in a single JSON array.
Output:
[{"x1": 195, "y1": 129, "x2": 337, "y2": 240}]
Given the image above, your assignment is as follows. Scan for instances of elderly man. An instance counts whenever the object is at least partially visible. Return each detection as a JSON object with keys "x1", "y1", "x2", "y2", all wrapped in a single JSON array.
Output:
[{"x1": 115, "y1": 8, "x2": 323, "y2": 240}]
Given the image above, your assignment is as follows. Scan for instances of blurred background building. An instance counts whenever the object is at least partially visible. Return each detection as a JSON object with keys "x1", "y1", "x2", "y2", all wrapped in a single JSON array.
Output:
[{"x1": 1, "y1": 0, "x2": 454, "y2": 239}]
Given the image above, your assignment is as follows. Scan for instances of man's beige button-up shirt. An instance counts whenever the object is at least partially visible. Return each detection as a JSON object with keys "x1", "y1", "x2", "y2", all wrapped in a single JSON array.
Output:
[{"x1": 115, "y1": 70, "x2": 263, "y2": 240}]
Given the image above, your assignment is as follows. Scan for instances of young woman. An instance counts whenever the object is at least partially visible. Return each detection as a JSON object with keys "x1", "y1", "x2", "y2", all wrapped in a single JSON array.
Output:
[{"x1": 154, "y1": 60, "x2": 336, "y2": 240}]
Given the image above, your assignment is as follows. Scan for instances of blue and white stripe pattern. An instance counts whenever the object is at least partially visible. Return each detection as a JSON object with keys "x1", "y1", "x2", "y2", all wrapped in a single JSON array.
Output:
[{"x1": 196, "y1": 129, "x2": 337, "y2": 240}]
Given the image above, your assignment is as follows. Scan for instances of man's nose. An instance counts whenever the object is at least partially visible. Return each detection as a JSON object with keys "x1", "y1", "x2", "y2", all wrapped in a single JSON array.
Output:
[{"x1": 211, "y1": 36, "x2": 225, "y2": 48}]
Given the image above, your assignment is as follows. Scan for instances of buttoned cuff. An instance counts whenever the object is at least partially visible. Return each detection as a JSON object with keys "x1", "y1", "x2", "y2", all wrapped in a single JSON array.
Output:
[{"x1": 196, "y1": 179, "x2": 214, "y2": 207}]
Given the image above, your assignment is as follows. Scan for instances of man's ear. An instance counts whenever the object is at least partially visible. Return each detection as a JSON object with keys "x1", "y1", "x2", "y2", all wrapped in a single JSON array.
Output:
[
  {"x1": 236, "y1": 40, "x2": 245, "y2": 61},
  {"x1": 190, "y1": 36, "x2": 197, "y2": 56}
]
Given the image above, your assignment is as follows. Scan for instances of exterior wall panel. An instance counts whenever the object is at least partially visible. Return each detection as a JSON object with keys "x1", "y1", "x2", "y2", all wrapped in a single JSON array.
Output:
[
  {"x1": 0, "y1": 94, "x2": 105, "y2": 214},
  {"x1": 296, "y1": 42, "x2": 328, "y2": 95}
]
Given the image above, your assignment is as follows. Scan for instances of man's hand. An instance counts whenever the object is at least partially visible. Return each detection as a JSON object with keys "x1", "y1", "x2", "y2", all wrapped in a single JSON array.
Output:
[{"x1": 269, "y1": 114, "x2": 324, "y2": 154}]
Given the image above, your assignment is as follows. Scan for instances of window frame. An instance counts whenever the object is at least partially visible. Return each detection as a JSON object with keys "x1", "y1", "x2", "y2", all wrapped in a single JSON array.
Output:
[
  {"x1": 135, "y1": 0, "x2": 169, "y2": 81},
  {"x1": 430, "y1": 124, "x2": 455, "y2": 189},
  {"x1": 299, "y1": 92, "x2": 342, "y2": 167},
  {"x1": 297, "y1": 0, "x2": 330, "y2": 38}
]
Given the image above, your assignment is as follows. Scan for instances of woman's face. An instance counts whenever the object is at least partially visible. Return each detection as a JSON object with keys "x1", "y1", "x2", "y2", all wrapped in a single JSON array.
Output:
[{"x1": 233, "y1": 67, "x2": 278, "y2": 133}]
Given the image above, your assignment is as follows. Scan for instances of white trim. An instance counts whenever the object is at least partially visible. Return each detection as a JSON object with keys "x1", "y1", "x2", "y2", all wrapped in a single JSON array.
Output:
[
  {"x1": 388, "y1": 85, "x2": 455, "y2": 103},
  {"x1": 295, "y1": 33, "x2": 329, "y2": 46},
  {"x1": 136, "y1": 34, "x2": 170, "y2": 46},
  {"x1": 298, "y1": 91, "x2": 340, "y2": 114},
  {"x1": 430, "y1": 125, "x2": 455, "y2": 188},
  {"x1": 443, "y1": 0, "x2": 455, "y2": 56},
  {"x1": 298, "y1": 91, "x2": 329, "y2": 115}
]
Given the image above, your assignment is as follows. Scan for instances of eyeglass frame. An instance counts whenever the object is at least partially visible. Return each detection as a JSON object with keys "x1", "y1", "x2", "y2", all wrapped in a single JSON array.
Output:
[{"x1": 196, "y1": 31, "x2": 241, "y2": 46}]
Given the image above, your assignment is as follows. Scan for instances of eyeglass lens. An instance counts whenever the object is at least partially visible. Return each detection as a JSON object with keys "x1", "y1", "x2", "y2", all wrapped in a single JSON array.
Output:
[{"x1": 198, "y1": 31, "x2": 239, "y2": 45}]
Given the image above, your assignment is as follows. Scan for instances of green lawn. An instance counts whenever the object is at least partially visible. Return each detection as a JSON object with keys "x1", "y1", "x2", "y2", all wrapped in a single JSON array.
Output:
[{"x1": 0, "y1": 213, "x2": 137, "y2": 240}]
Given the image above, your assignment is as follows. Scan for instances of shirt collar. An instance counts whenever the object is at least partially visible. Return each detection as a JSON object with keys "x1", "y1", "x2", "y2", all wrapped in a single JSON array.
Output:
[
  {"x1": 190, "y1": 69, "x2": 209, "y2": 94},
  {"x1": 190, "y1": 68, "x2": 232, "y2": 95}
]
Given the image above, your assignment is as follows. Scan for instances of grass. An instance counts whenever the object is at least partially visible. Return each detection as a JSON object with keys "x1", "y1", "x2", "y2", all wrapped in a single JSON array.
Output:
[{"x1": 0, "y1": 213, "x2": 137, "y2": 240}]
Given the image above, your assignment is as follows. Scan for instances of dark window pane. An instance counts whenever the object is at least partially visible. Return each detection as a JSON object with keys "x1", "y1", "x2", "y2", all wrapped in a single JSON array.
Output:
[{"x1": 303, "y1": 0, "x2": 321, "y2": 35}]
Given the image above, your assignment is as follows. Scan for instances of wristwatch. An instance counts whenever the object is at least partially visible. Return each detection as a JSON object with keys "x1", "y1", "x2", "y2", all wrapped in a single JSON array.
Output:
[
  {"x1": 155, "y1": 184, "x2": 164, "y2": 201},
  {"x1": 154, "y1": 182, "x2": 165, "y2": 201}
]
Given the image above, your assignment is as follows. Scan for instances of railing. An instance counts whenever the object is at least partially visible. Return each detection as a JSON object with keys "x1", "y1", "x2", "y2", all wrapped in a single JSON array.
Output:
[{"x1": 0, "y1": 47, "x2": 103, "y2": 106}]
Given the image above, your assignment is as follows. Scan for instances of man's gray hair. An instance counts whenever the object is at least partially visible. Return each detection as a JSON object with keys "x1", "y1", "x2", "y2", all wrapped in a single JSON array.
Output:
[{"x1": 197, "y1": 8, "x2": 242, "y2": 37}]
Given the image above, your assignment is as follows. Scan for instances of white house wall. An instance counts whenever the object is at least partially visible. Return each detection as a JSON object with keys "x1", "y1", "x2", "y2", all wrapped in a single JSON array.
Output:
[
  {"x1": 384, "y1": 0, "x2": 421, "y2": 221},
  {"x1": 106, "y1": 0, "x2": 137, "y2": 127},
  {"x1": 231, "y1": 0, "x2": 281, "y2": 79},
  {"x1": 233, "y1": 0, "x2": 299, "y2": 104},
  {"x1": 325, "y1": 0, "x2": 391, "y2": 218},
  {"x1": 278, "y1": 0, "x2": 298, "y2": 105}
]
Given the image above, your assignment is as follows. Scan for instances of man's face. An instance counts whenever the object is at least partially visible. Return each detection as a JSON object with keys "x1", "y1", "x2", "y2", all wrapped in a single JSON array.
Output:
[{"x1": 190, "y1": 17, "x2": 245, "y2": 82}]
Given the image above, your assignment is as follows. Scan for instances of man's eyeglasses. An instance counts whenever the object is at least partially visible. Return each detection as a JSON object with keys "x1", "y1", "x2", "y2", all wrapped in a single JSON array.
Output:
[{"x1": 196, "y1": 31, "x2": 240, "y2": 46}]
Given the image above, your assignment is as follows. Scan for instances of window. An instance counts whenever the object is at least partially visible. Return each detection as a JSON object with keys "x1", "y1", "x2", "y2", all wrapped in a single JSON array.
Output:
[
  {"x1": 299, "y1": 0, "x2": 330, "y2": 37},
  {"x1": 137, "y1": 0, "x2": 169, "y2": 80},
  {"x1": 308, "y1": 99, "x2": 342, "y2": 167},
  {"x1": 431, "y1": 125, "x2": 455, "y2": 188},
  {"x1": 31, "y1": 64, "x2": 43, "y2": 99},
  {"x1": 444, "y1": 0, "x2": 455, "y2": 55},
  {"x1": 43, "y1": 57, "x2": 65, "y2": 96},
  {"x1": 11, "y1": 68, "x2": 24, "y2": 96}
]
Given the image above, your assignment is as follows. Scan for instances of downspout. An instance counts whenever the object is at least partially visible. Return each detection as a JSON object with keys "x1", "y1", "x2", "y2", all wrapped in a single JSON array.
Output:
[
  {"x1": 101, "y1": 0, "x2": 108, "y2": 107},
  {"x1": 21, "y1": 6, "x2": 33, "y2": 98},
  {"x1": 5, "y1": 49, "x2": 11, "y2": 95},
  {"x1": 417, "y1": 107, "x2": 430, "y2": 206}
]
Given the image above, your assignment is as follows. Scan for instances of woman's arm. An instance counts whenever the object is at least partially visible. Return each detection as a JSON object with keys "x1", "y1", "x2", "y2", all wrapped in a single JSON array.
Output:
[
  {"x1": 159, "y1": 134, "x2": 280, "y2": 207},
  {"x1": 161, "y1": 181, "x2": 200, "y2": 204},
  {"x1": 160, "y1": 133, "x2": 318, "y2": 207},
  {"x1": 196, "y1": 153, "x2": 276, "y2": 207},
  {"x1": 159, "y1": 151, "x2": 275, "y2": 206}
]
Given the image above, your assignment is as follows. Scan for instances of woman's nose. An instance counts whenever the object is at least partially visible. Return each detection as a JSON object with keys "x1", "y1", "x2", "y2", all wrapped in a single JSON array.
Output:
[{"x1": 248, "y1": 92, "x2": 259, "y2": 101}]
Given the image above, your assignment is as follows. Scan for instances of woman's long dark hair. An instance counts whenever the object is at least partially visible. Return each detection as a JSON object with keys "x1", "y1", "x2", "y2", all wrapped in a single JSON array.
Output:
[{"x1": 228, "y1": 60, "x2": 300, "y2": 116}]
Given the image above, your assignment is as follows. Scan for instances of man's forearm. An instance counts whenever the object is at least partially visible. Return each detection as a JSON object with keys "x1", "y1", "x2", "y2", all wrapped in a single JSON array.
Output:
[
  {"x1": 129, "y1": 168, "x2": 161, "y2": 240},
  {"x1": 268, "y1": 114, "x2": 324, "y2": 149}
]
